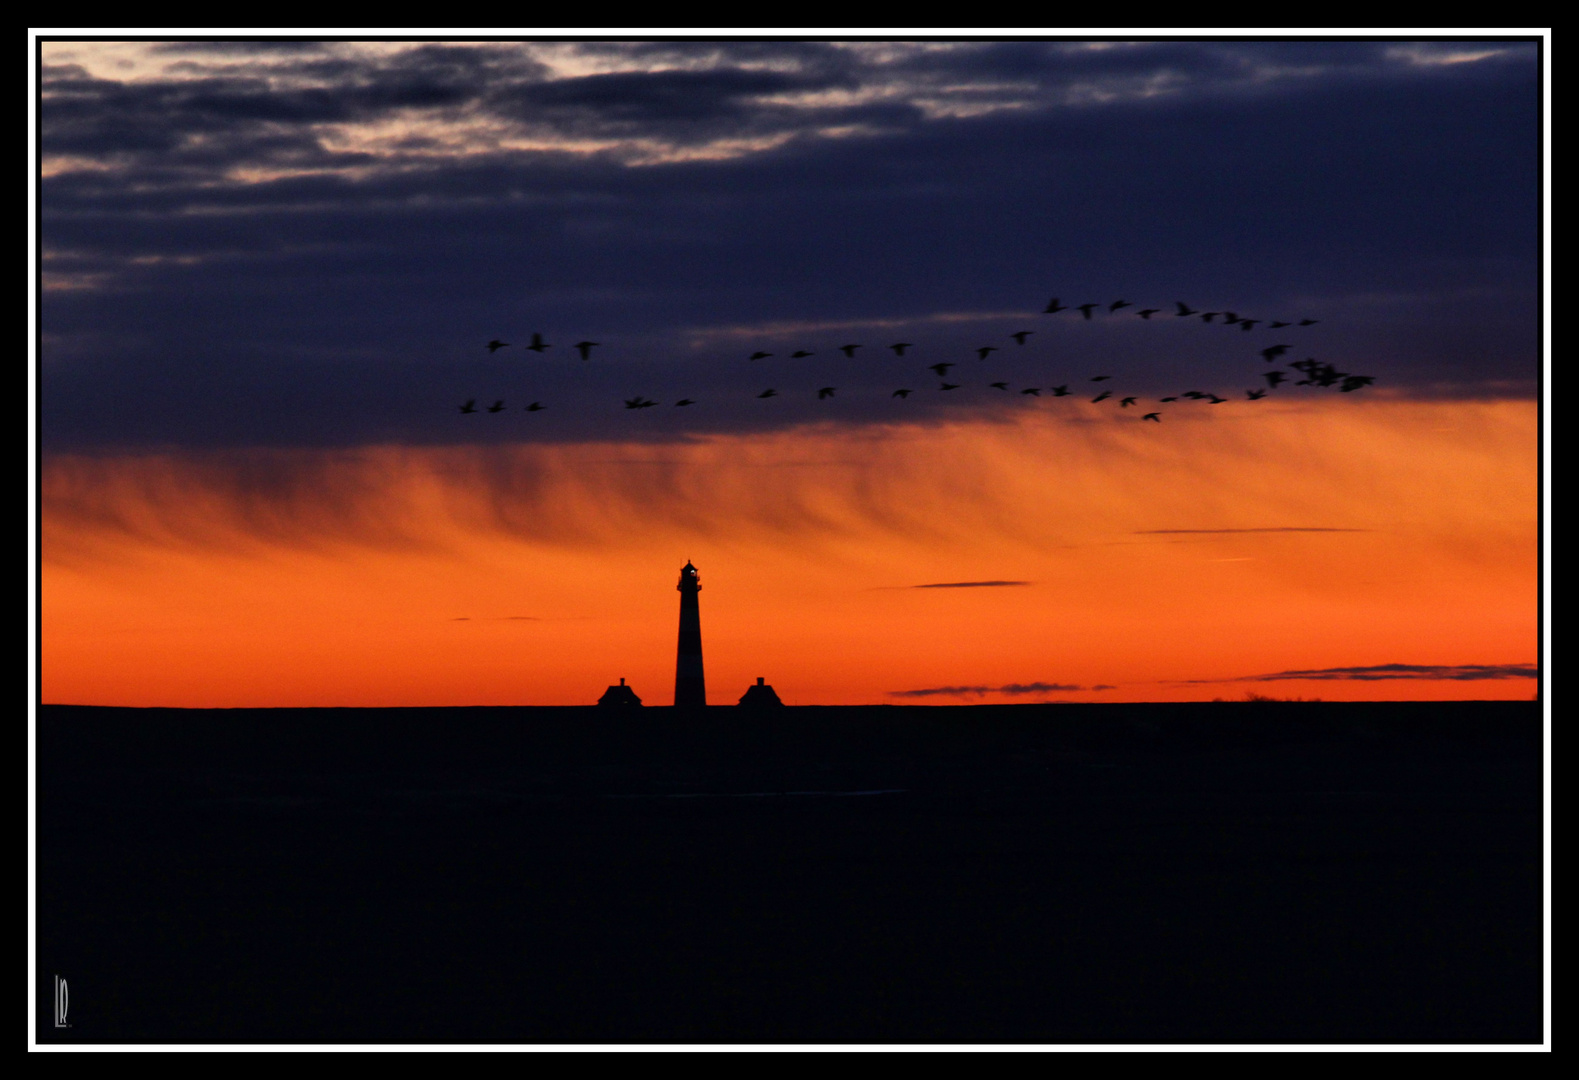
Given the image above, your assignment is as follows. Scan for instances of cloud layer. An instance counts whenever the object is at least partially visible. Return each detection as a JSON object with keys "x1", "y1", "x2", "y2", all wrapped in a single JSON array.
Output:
[{"x1": 39, "y1": 39, "x2": 1541, "y2": 451}]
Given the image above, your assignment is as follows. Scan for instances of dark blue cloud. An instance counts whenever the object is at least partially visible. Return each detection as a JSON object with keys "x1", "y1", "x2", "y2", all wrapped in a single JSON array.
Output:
[
  {"x1": 39, "y1": 39, "x2": 1540, "y2": 451},
  {"x1": 487, "y1": 66, "x2": 861, "y2": 134},
  {"x1": 42, "y1": 44, "x2": 550, "y2": 164}
]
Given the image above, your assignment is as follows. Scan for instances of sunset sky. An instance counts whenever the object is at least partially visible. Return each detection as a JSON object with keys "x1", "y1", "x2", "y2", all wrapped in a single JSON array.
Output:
[{"x1": 34, "y1": 35, "x2": 1544, "y2": 706}]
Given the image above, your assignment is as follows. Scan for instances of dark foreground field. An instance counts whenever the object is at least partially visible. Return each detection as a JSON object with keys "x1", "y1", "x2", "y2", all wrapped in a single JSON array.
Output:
[{"x1": 36, "y1": 701, "x2": 1543, "y2": 1045}]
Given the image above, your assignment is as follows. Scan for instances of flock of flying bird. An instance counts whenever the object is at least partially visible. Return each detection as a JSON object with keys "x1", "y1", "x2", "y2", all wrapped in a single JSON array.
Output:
[{"x1": 456, "y1": 298, "x2": 1376, "y2": 419}]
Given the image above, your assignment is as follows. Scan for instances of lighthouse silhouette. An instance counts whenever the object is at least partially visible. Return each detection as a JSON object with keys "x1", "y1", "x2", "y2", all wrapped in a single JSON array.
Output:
[{"x1": 674, "y1": 560, "x2": 706, "y2": 707}]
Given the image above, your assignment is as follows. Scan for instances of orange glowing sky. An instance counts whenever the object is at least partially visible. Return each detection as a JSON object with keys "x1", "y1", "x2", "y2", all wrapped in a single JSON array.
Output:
[{"x1": 41, "y1": 398, "x2": 1537, "y2": 707}]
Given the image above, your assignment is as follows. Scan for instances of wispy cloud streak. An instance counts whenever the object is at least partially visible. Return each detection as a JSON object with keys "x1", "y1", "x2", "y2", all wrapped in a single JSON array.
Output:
[
  {"x1": 912, "y1": 580, "x2": 1031, "y2": 589},
  {"x1": 891, "y1": 681, "x2": 1086, "y2": 698},
  {"x1": 1203, "y1": 662, "x2": 1538, "y2": 683},
  {"x1": 1135, "y1": 528, "x2": 1370, "y2": 535}
]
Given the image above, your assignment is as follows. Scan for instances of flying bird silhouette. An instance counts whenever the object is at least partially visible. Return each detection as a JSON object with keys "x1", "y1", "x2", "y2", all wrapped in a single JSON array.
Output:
[
  {"x1": 1020, "y1": 387, "x2": 1041, "y2": 396},
  {"x1": 1299, "y1": 319, "x2": 1320, "y2": 326},
  {"x1": 1160, "y1": 396, "x2": 1179, "y2": 402},
  {"x1": 975, "y1": 346, "x2": 998, "y2": 360},
  {"x1": 928, "y1": 362, "x2": 955, "y2": 376},
  {"x1": 1143, "y1": 412, "x2": 1162, "y2": 422},
  {"x1": 526, "y1": 333, "x2": 550, "y2": 353},
  {"x1": 1043, "y1": 298, "x2": 1068, "y2": 314},
  {"x1": 674, "y1": 398, "x2": 695, "y2": 407},
  {"x1": 1199, "y1": 312, "x2": 1219, "y2": 323},
  {"x1": 623, "y1": 396, "x2": 656, "y2": 409},
  {"x1": 573, "y1": 341, "x2": 599, "y2": 360},
  {"x1": 1175, "y1": 302, "x2": 1198, "y2": 317},
  {"x1": 791, "y1": 350, "x2": 815, "y2": 359},
  {"x1": 1137, "y1": 309, "x2": 1160, "y2": 319},
  {"x1": 990, "y1": 382, "x2": 1010, "y2": 390},
  {"x1": 838, "y1": 344, "x2": 862, "y2": 358},
  {"x1": 818, "y1": 387, "x2": 837, "y2": 399},
  {"x1": 487, "y1": 400, "x2": 506, "y2": 413},
  {"x1": 1221, "y1": 312, "x2": 1241, "y2": 325},
  {"x1": 1091, "y1": 390, "x2": 1113, "y2": 403},
  {"x1": 1340, "y1": 375, "x2": 1375, "y2": 392},
  {"x1": 1263, "y1": 371, "x2": 1287, "y2": 388},
  {"x1": 1261, "y1": 344, "x2": 1292, "y2": 362},
  {"x1": 1090, "y1": 375, "x2": 1112, "y2": 382},
  {"x1": 888, "y1": 342, "x2": 914, "y2": 355},
  {"x1": 486, "y1": 339, "x2": 509, "y2": 353},
  {"x1": 525, "y1": 401, "x2": 545, "y2": 412},
  {"x1": 749, "y1": 351, "x2": 772, "y2": 361},
  {"x1": 1120, "y1": 396, "x2": 1138, "y2": 407},
  {"x1": 1239, "y1": 319, "x2": 1260, "y2": 331},
  {"x1": 1246, "y1": 388, "x2": 1267, "y2": 400},
  {"x1": 758, "y1": 388, "x2": 778, "y2": 398},
  {"x1": 939, "y1": 382, "x2": 960, "y2": 391},
  {"x1": 892, "y1": 388, "x2": 913, "y2": 398},
  {"x1": 1268, "y1": 321, "x2": 1290, "y2": 329},
  {"x1": 1109, "y1": 300, "x2": 1132, "y2": 313},
  {"x1": 1010, "y1": 331, "x2": 1033, "y2": 344},
  {"x1": 1077, "y1": 303, "x2": 1099, "y2": 320},
  {"x1": 459, "y1": 399, "x2": 478, "y2": 414},
  {"x1": 1206, "y1": 394, "x2": 1227, "y2": 404},
  {"x1": 1050, "y1": 385, "x2": 1070, "y2": 396}
]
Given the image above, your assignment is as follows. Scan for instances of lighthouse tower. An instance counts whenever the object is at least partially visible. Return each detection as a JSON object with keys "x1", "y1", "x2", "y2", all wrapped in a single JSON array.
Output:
[{"x1": 674, "y1": 560, "x2": 707, "y2": 707}]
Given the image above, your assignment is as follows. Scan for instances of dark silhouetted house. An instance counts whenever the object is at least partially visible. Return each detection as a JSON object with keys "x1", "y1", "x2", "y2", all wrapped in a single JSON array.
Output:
[
  {"x1": 675, "y1": 561, "x2": 706, "y2": 707},
  {"x1": 598, "y1": 678, "x2": 642, "y2": 707},
  {"x1": 738, "y1": 677, "x2": 783, "y2": 708}
]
